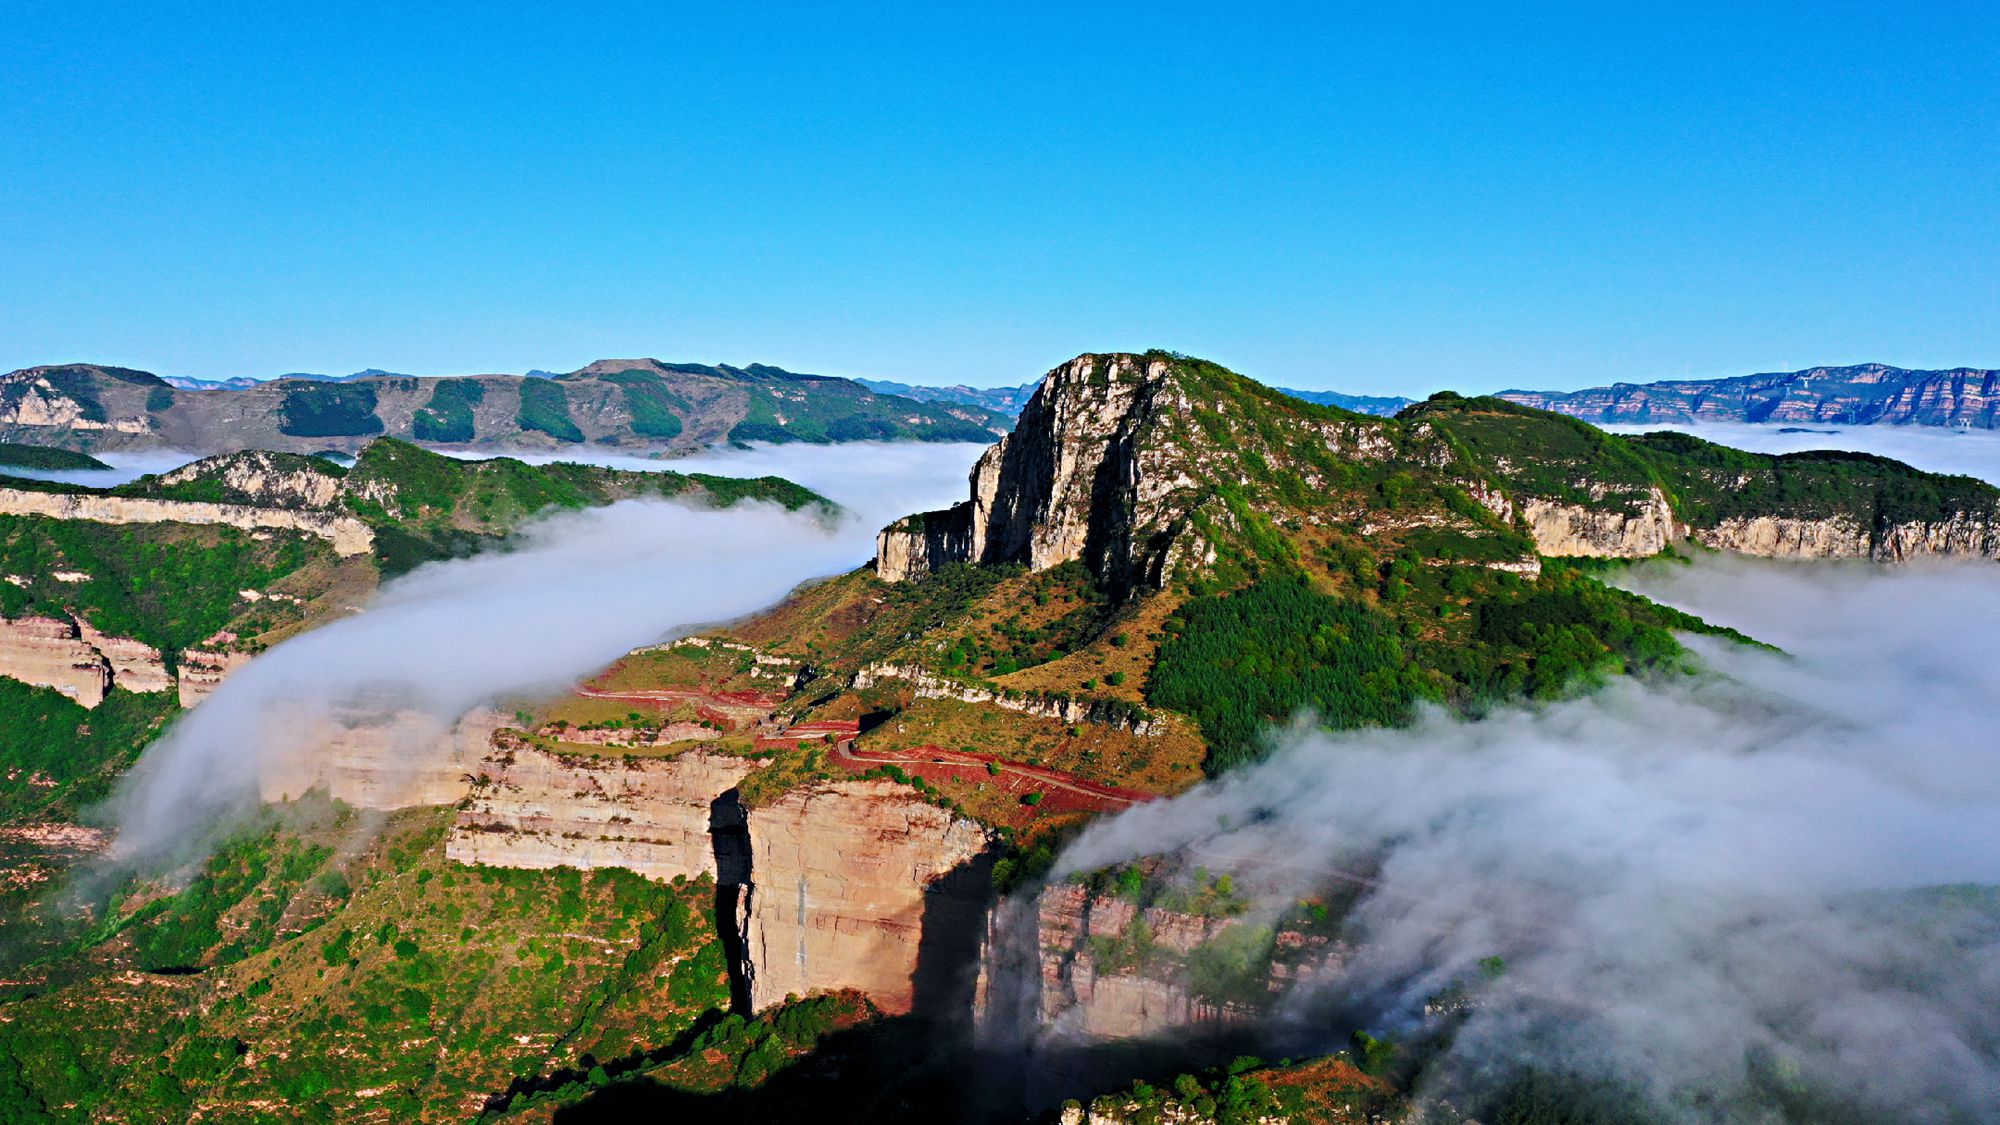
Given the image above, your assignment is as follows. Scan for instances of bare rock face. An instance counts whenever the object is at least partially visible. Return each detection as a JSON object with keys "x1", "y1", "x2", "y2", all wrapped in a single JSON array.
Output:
[
  {"x1": 72, "y1": 619, "x2": 172, "y2": 694},
  {"x1": 156, "y1": 450, "x2": 345, "y2": 509},
  {"x1": 0, "y1": 616, "x2": 111, "y2": 708},
  {"x1": 878, "y1": 354, "x2": 1201, "y2": 593},
  {"x1": 1693, "y1": 513, "x2": 2000, "y2": 562},
  {"x1": 0, "y1": 487, "x2": 373, "y2": 556},
  {"x1": 446, "y1": 741, "x2": 759, "y2": 881},
  {"x1": 1521, "y1": 488, "x2": 1685, "y2": 558},
  {"x1": 261, "y1": 706, "x2": 504, "y2": 810},
  {"x1": 0, "y1": 614, "x2": 174, "y2": 707},
  {"x1": 984, "y1": 882, "x2": 1347, "y2": 1044},
  {"x1": 744, "y1": 779, "x2": 994, "y2": 1015},
  {"x1": 176, "y1": 634, "x2": 253, "y2": 708}
]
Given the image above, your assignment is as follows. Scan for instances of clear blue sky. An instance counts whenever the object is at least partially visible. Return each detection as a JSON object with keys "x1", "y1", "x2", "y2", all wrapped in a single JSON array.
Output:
[{"x1": 4, "y1": 2, "x2": 1995, "y2": 395}]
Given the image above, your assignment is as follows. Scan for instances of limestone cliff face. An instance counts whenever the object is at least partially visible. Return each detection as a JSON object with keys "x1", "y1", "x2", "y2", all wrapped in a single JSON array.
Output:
[
  {"x1": 442, "y1": 746, "x2": 994, "y2": 1017},
  {"x1": 744, "y1": 779, "x2": 993, "y2": 1015},
  {"x1": 0, "y1": 487, "x2": 373, "y2": 556},
  {"x1": 1692, "y1": 513, "x2": 2000, "y2": 562},
  {"x1": 262, "y1": 707, "x2": 503, "y2": 810},
  {"x1": 0, "y1": 373, "x2": 154, "y2": 433},
  {"x1": 445, "y1": 741, "x2": 757, "y2": 879},
  {"x1": 878, "y1": 354, "x2": 1202, "y2": 592},
  {"x1": 72, "y1": 620, "x2": 172, "y2": 694},
  {"x1": 0, "y1": 614, "x2": 171, "y2": 707},
  {"x1": 1521, "y1": 488, "x2": 1685, "y2": 558},
  {"x1": 980, "y1": 882, "x2": 1346, "y2": 1044},
  {"x1": 176, "y1": 634, "x2": 253, "y2": 708},
  {"x1": 155, "y1": 450, "x2": 345, "y2": 509},
  {"x1": 0, "y1": 616, "x2": 111, "y2": 708}
]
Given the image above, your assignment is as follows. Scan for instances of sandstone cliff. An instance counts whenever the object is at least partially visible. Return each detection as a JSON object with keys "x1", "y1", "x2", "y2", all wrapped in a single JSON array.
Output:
[
  {"x1": 175, "y1": 633, "x2": 254, "y2": 708},
  {"x1": 878, "y1": 354, "x2": 1209, "y2": 592},
  {"x1": 0, "y1": 614, "x2": 171, "y2": 707},
  {"x1": 983, "y1": 882, "x2": 1346, "y2": 1043},
  {"x1": 743, "y1": 779, "x2": 993, "y2": 1015},
  {"x1": 445, "y1": 741, "x2": 757, "y2": 879},
  {"x1": 0, "y1": 487, "x2": 374, "y2": 556},
  {"x1": 260, "y1": 706, "x2": 504, "y2": 810}
]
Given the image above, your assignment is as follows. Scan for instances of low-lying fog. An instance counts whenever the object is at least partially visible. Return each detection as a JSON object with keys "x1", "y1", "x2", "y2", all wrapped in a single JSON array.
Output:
[
  {"x1": 100, "y1": 440, "x2": 987, "y2": 867},
  {"x1": 2, "y1": 449, "x2": 212, "y2": 487},
  {"x1": 1046, "y1": 555, "x2": 2000, "y2": 1120},
  {"x1": 1602, "y1": 419, "x2": 2000, "y2": 486}
]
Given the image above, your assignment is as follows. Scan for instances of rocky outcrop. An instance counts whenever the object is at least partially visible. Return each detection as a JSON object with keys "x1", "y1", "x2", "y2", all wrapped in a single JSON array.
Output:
[
  {"x1": 0, "y1": 487, "x2": 373, "y2": 556},
  {"x1": 446, "y1": 741, "x2": 758, "y2": 879},
  {"x1": 1501, "y1": 363, "x2": 2000, "y2": 429},
  {"x1": 744, "y1": 779, "x2": 993, "y2": 1015},
  {"x1": 155, "y1": 450, "x2": 346, "y2": 509},
  {"x1": 1692, "y1": 513, "x2": 2000, "y2": 562},
  {"x1": 877, "y1": 354, "x2": 1204, "y2": 593},
  {"x1": 72, "y1": 619, "x2": 172, "y2": 694},
  {"x1": 981, "y1": 882, "x2": 1347, "y2": 1044},
  {"x1": 851, "y1": 661, "x2": 1159, "y2": 735},
  {"x1": 263, "y1": 706, "x2": 504, "y2": 809},
  {"x1": 0, "y1": 615, "x2": 172, "y2": 707},
  {"x1": 0, "y1": 616, "x2": 111, "y2": 707},
  {"x1": 175, "y1": 633, "x2": 253, "y2": 708},
  {"x1": 1520, "y1": 488, "x2": 1684, "y2": 558}
]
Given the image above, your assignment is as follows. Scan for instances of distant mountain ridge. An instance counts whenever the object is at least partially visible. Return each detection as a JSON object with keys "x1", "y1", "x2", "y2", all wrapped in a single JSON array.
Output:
[
  {"x1": 1501, "y1": 363, "x2": 2000, "y2": 429},
  {"x1": 858, "y1": 377, "x2": 1413, "y2": 418},
  {"x1": 0, "y1": 359, "x2": 1012, "y2": 454}
]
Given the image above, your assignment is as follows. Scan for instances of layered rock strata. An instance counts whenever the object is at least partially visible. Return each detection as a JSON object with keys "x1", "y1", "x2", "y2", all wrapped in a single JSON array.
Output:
[
  {"x1": 262, "y1": 707, "x2": 504, "y2": 810},
  {"x1": 744, "y1": 779, "x2": 993, "y2": 1015},
  {"x1": 0, "y1": 614, "x2": 171, "y2": 707},
  {"x1": 0, "y1": 487, "x2": 373, "y2": 556},
  {"x1": 176, "y1": 634, "x2": 254, "y2": 707},
  {"x1": 446, "y1": 741, "x2": 759, "y2": 880},
  {"x1": 877, "y1": 354, "x2": 1202, "y2": 592}
]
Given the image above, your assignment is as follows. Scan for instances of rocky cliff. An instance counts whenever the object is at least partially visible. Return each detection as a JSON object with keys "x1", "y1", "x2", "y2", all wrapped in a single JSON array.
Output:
[
  {"x1": 878, "y1": 354, "x2": 1216, "y2": 592},
  {"x1": 445, "y1": 740, "x2": 758, "y2": 879},
  {"x1": 0, "y1": 614, "x2": 171, "y2": 707},
  {"x1": 441, "y1": 739, "x2": 996, "y2": 1018},
  {"x1": 260, "y1": 706, "x2": 505, "y2": 810},
  {"x1": 743, "y1": 779, "x2": 993, "y2": 1015},
  {"x1": 0, "y1": 486, "x2": 374, "y2": 556},
  {"x1": 175, "y1": 633, "x2": 255, "y2": 707},
  {"x1": 981, "y1": 881, "x2": 1347, "y2": 1044},
  {"x1": 1500, "y1": 362, "x2": 2000, "y2": 429}
]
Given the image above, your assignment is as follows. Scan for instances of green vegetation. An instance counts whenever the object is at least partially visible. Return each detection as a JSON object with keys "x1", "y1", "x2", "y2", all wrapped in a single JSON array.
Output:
[
  {"x1": 1152, "y1": 578, "x2": 1426, "y2": 774},
  {"x1": 0, "y1": 808, "x2": 730, "y2": 1124},
  {"x1": 410, "y1": 378, "x2": 486, "y2": 443},
  {"x1": 515, "y1": 377, "x2": 583, "y2": 443},
  {"x1": 726, "y1": 371, "x2": 996, "y2": 445},
  {"x1": 0, "y1": 682, "x2": 177, "y2": 823},
  {"x1": 0, "y1": 444, "x2": 109, "y2": 471},
  {"x1": 343, "y1": 439, "x2": 828, "y2": 576},
  {"x1": 278, "y1": 382, "x2": 384, "y2": 438},
  {"x1": 601, "y1": 369, "x2": 690, "y2": 440},
  {"x1": 0, "y1": 513, "x2": 325, "y2": 654}
]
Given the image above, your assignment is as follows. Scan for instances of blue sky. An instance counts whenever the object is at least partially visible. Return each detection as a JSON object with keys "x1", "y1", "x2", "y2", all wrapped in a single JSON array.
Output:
[{"x1": 3, "y1": 2, "x2": 1994, "y2": 395}]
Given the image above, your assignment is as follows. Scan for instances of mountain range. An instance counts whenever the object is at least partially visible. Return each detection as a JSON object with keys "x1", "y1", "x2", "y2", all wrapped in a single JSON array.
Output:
[
  {"x1": 0, "y1": 360, "x2": 1012, "y2": 455},
  {"x1": 1500, "y1": 362, "x2": 2000, "y2": 428},
  {"x1": 4, "y1": 351, "x2": 1999, "y2": 1122}
]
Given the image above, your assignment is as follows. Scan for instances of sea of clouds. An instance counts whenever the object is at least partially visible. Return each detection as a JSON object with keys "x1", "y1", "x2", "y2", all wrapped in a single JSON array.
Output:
[
  {"x1": 99, "y1": 440, "x2": 987, "y2": 866},
  {"x1": 1046, "y1": 554, "x2": 2000, "y2": 1120}
]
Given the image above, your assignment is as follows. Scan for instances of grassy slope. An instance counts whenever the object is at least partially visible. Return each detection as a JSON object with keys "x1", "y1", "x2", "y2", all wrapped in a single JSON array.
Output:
[{"x1": 0, "y1": 803, "x2": 729, "y2": 1124}]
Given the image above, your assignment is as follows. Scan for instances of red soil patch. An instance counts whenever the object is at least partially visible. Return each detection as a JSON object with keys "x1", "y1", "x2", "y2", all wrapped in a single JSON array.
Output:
[{"x1": 831, "y1": 742, "x2": 1153, "y2": 823}]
